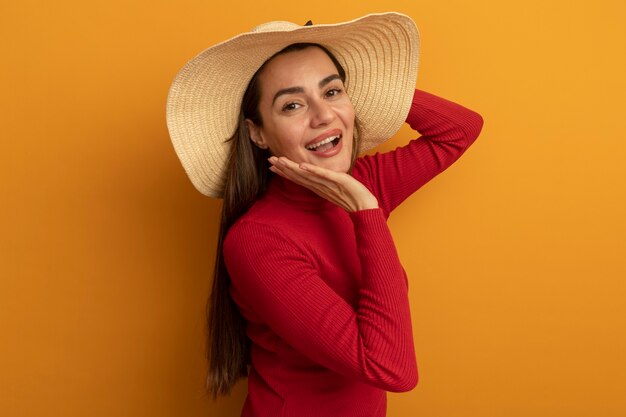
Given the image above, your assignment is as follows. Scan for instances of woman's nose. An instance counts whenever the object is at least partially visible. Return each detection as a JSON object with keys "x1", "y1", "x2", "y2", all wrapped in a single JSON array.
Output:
[{"x1": 309, "y1": 99, "x2": 335, "y2": 127}]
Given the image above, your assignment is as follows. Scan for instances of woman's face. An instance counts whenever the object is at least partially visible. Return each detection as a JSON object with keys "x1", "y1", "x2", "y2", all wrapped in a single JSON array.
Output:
[{"x1": 246, "y1": 46, "x2": 355, "y2": 173}]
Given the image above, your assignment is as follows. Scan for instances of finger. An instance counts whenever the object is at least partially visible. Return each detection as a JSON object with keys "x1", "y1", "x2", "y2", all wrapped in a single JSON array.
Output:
[
  {"x1": 275, "y1": 158, "x2": 343, "y2": 186},
  {"x1": 272, "y1": 157, "x2": 332, "y2": 188},
  {"x1": 270, "y1": 160, "x2": 352, "y2": 207},
  {"x1": 268, "y1": 157, "x2": 362, "y2": 207},
  {"x1": 298, "y1": 162, "x2": 346, "y2": 183}
]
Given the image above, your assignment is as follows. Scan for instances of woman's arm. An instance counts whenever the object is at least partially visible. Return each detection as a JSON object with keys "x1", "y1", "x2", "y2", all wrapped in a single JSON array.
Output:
[
  {"x1": 224, "y1": 209, "x2": 418, "y2": 392},
  {"x1": 352, "y1": 89, "x2": 484, "y2": 216}
]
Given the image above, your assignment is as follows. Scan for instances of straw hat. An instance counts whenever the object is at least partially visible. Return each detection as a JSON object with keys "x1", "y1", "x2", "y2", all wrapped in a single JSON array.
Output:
[{"x1": 166, "y1": 12, "x2": 420, "y2": 198}]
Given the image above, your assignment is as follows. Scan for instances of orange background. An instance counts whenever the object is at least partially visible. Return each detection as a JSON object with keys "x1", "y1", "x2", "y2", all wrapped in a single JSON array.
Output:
[{"x1": 1, "y1": 0, "x2": 625, "y2": 416}]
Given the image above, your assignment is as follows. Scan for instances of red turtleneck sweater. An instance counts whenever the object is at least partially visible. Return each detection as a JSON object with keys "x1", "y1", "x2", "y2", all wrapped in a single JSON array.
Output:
[{"x1": 223, "y1": 89, "x2": 484, "y2": 417}]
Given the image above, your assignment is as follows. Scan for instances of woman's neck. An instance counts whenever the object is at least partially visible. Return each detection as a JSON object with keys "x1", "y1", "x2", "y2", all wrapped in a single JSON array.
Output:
[{"x1": 267, "y1": 174, "x2": 335, "y2": 210}]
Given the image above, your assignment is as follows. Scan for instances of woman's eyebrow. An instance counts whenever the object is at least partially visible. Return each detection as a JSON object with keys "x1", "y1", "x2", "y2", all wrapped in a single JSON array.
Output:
[
  {"x1": 318, "y1": 74, "x2": 341, "y2": 88},
  {"x1": 272, "y1": 87, "x2": 304, "y2": 105},
  {"x1": 272, "y1": 74, "x2": 342, "y2": 105}
]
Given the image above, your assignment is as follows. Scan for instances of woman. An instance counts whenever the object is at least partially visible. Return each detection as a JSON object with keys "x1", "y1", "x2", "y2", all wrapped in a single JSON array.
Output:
[{"x1": 166, "y1": 12, "x2": 483, "y2": 417}]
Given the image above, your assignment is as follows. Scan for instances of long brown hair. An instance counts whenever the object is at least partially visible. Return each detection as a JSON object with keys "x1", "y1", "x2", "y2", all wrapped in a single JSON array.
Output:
[{"x1": 206, "y1": 42, "x2": 359, "y2": 398}]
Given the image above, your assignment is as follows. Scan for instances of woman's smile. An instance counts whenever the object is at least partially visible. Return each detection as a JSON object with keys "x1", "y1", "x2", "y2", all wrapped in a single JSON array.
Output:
[{"x1": 304, "y1": 129, "x2": 343, "y2": 156}]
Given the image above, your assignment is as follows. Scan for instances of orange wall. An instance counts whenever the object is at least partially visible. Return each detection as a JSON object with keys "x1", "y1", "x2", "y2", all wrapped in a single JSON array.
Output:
[{"x1": 1, "y1": 0, "x2": 625, "y2": 416}]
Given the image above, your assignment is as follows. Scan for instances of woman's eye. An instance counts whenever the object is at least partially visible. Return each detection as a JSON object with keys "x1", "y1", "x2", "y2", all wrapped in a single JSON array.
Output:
[
  {"x1": 282, "y1": 102, "x2": 300, "y2": 112},
  {"x1": 326, "y1": 88, "x2": 342, "y2": 97}
]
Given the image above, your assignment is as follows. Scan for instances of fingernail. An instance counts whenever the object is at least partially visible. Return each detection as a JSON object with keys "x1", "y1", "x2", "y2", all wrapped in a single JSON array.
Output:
[{"x1": 299, "y1": 163, "x2": 308, "y2": 170}]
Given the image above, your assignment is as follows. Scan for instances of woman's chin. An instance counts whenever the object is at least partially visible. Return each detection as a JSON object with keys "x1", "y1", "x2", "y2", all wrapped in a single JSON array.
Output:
[
  {"x1": 308, "y1": 146, "x2": 353, "y2": 172},
  {"x1": 316, "y1": 157, "x2": 351, "y2": 173}
]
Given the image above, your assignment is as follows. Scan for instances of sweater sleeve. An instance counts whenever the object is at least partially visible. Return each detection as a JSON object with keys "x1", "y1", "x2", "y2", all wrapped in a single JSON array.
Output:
[
  {"x1": 352, "y1": 89, "x2": 484, "y2": 216},
  {"x1": 224, "y1": 208, "x2": 418, "y2": 392}
]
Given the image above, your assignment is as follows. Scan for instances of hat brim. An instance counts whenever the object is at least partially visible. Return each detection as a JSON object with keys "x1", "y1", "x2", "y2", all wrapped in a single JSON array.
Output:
[{"x1": 166, "y1": 12, "x2": 420, "y2": 198}]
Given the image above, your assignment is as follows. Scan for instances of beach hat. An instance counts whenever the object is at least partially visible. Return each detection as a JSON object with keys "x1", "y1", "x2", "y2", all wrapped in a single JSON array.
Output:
[{"x1": 166, "y1": 12, "x2": 420, "y2": 198}]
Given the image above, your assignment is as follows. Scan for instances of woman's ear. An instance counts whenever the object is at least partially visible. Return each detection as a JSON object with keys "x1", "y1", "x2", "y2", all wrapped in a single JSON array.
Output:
[{"x1": 244, "y1": 119, "x2": 268, "y2": 149}]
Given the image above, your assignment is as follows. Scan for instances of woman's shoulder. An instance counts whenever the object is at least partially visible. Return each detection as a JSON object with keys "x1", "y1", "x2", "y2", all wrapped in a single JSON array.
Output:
[
  {"x1": 351, "y1": 152, "x2": 379, "y2": 183},
  {"x1": 223, "y1": 207, "x2": 310, "y2": 270},
  {"x1": 225, "y1": 199, "x2": 273, "y2": 237},
  {"x1": 224, "y1": 197, "x2": 296, "y2": 250}
]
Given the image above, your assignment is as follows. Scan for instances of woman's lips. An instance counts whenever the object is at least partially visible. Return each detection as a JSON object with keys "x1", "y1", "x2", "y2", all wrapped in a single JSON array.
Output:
[
  {"x1": 305, "y1": 134, "x2": 341, "y2": 151},
  {"x1": 305, "y1": 129, "x2": 343, "y2": 149},
  {"x1": 308, "y1": 135, "x2": 343, "y2": 157}
]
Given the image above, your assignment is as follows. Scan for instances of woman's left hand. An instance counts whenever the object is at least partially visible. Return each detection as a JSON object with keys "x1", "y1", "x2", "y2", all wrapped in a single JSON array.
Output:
[{"x1": 268, "y1": 156, "x2": 379, "y2": 212}]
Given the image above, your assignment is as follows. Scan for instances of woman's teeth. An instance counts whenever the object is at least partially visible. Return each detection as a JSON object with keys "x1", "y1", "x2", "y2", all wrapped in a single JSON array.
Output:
[{"x1": 305, "y1": 135, "x2": 341, "y2": 150}]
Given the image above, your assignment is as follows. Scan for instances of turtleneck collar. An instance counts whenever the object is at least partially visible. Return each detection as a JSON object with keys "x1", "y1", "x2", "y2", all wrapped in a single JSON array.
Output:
[{"x1": 266, "y1": 174, "x2": 336, "y2": 211}]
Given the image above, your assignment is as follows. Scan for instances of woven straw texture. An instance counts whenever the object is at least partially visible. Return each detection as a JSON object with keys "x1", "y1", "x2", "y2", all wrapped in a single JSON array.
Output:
[{"x1": 166, "y1": 12, "x2": 420, "y2": 197}]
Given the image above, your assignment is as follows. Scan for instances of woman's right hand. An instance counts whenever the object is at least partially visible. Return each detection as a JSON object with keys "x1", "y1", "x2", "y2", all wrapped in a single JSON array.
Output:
[{"x1": 268, "y1": 156, "x2": 379, "y2": 212}]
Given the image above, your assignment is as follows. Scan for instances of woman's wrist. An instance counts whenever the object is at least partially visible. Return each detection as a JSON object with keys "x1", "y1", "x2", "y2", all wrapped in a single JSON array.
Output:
[{"x1": 352, "y1": 196, "x2": 379, "y2": 212}]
